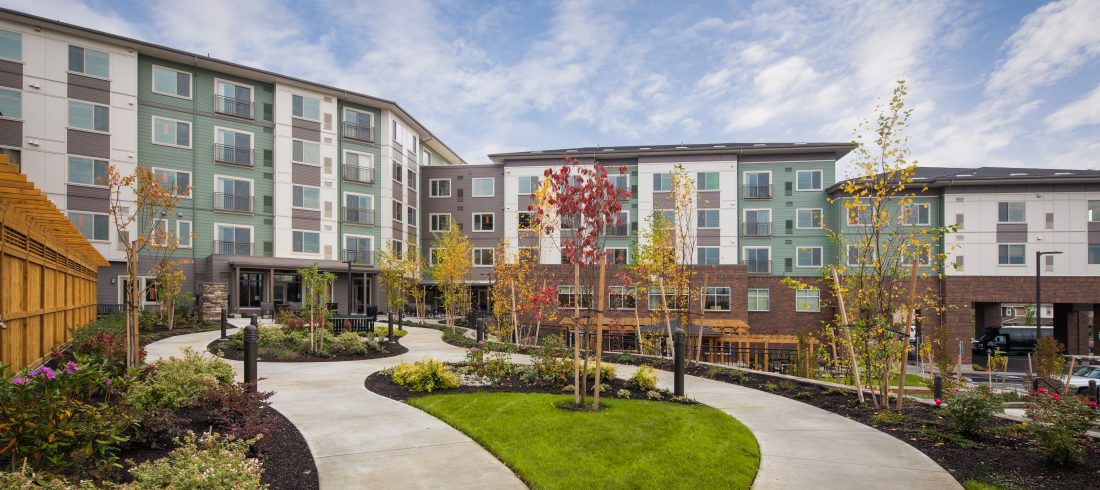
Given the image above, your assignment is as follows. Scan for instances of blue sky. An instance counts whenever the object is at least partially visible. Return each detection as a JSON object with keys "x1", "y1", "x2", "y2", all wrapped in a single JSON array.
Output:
[{"x1": 7, "y1": 0, "x2": 1100, "y2": 173}]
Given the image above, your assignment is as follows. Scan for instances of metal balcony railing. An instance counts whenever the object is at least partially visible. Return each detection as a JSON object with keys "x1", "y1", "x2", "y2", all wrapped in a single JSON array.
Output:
[
  {"x1": 214, "y1": 144, "x2": 253, "y2": 166},
  {"x1": 343, "y1": 164, "x2": 375, "y2": 184},
  {"x1": 344, "y1": 208, "x2": 376, "y2": 226},
  {"x1": 743, "y1": 222, "x2": 772, "y2": 237},
  {"x1": 214, "y1": 95, "x2": 253, "y2": 119},
  {"x1": 745, "y1": 259, "x2": 771, "y2": 274},
  {"x1": 343, "y1": 123, "x2": 375, "y2": 142},
  {"x1": 214, "y1": 240, "x2": 252, "y2": 256},
  {"x1": 213, "y1": 193, "x2": 253, "y2": 214},
  {"x1": 743, "y1": 184, "x2": 772, "y2": 199},
  {"x1": 343, "y1": 248, "x2": 374, "y2": 266}
]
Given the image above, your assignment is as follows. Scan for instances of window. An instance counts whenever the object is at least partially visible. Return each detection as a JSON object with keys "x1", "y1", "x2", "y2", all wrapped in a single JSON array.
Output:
[
  {"x1": 215, "y1": 225, "x2": 252, "y2": 255},
  {"x1": 177, "y1": 220, "x2": 192, "y2": 248},
  {"x1": 796, "y1": 170, "x2": 822, "y2": 191},
  {"x1": 698, "y1": 247, "x2": 720, "y2": 265},
  {"x1": 68, "y1": 45, "x2": 109, "y2": 78},
  {"x1": 998, "y1": 202, "x2": 1025, "y2": 223},
  {"x1": 69, "y1": 212, "x2": 109, "y2": 241},
  {"x1": 67, "y1": 156, "x2": 108, "y2": 186},
  {"x1": 1089, "y1": 245, "x2": 1100, "y2": 265},
  {"x1": 607, "y1": 248, "x2": 629, "y2": 265},
  {"x1": 903, "y1": 245, "x2": 931, "y2": 266},
  {"x1": 152, "y1": 116, "x2": 191, "y2": 147},
  {"x1": 407, "y1": 169, "x2": 417, "y2": 190},
  {"x1": 558, "y1": 286, "x2": 592, "y2": 308},
  {"x1": 743, "y1": 247, "x2": 770, "y2": 273},
  {"x1": 422, "y1": 150, "x2": 432, "y2": 166},
  {"x1": 743, "y1": 171, "x2": 771, "y2": 198},
  {"x1": 151, "y1": 219, "x2": 168, "y2": 247},
  {"x1": 345, "y1": 193, "x2": 374, "y2": 225},
  {"x1": 293, "y1": 230, "x2": 320, "y2": 254},
  {"x1": 430, "y1": 213, "x2": 451, "y2": 232},
  {"x1": 401, "y1": 207, "x2": 415, "y2": 228},
  {"x1": 153, "y1": 168, "x2": 191, "y2": 198},
  {"x1": 292, "y1": 185, "x2": 320, "y2": 210},
  {"x1": 609, "y1": 286, "x2": 636, "y2": 310},
  {"x1": 0, "y1": 88, "x2": 20, "y2": 119},
  {"x1": 429, "y1": 178, "x2": 451, "y2": 197},
  {"x1": 472, "y1": 178, "x2": 495, "y2": 197},
  {"x1": 698, "y1": 172, "x2": 719, "y2": 191},
  {"x1": 1089, "y1": 201, "x2": 1100, "y2": 222},
  {"x1": 653, "y1": 173, "x2": 672, "y2": 192},
  {"x1": 214, "y1": 176, "x2": 252, "y2": 212},
  {"x1": 215, "y1": 128, "x2": 253, "y2": 165},
  {"x1": 703, "y1": 287, "x2": 731, "y2": 311},
  {"x1": 292, "y1": 94, "x2": 320, "y2": 120},
  {"x1": 796, "y1": 209, "x2": 823, "y2": 229},
  {"x1": 472, "y1": 213, "x2": 494, "y2": 232},
  {"x1": 998, "y1": 244, "x2": 1026, "y2": 265},
  {"x1": 345, "y1": 236, "x2": 374, "y2": 264},
  {"x1": 0, "y1": 29, "x2": 21, "y2": 61},
  {"x1": 518, "y1": 211, "x2": 534, "y2": 230},
  {"x1": 903, "y1": 202, "x2": 930, "y2": 225},
  {"x1": 68, "y1": 100, "x2": 109, "y2": 132},
  {"x1": 847, "y1": 198, "x2": 873, "y2": 226},
  {"x1": 391, "y1": 239, "x2": 403, "y2": 258},
  {"x1": 392, "y1": 161, "x2": 403, "y2": 183},
  {"x1": 343, "y1": 109, "x2": 374, "y2": 140},
  {"x1": 429, "y1": 248, "x2": 442, "y2": 266},
  {"x1": 215, "y1": 80, "x2": 252, "y2": 118},
  {"x1": 748, "y1": 289, "x2": 770, "y2": 312},
  {"x1": 517, "y1": 176, "x2": 540, "y2": 195},
  {"x1": 797, "y1": 246, "x2": 823, "y2": 267},
  {"x1": 393, "y1": 201, "x2": 403, "y2": 223},
  {"x1": 795, "y1": 289, "x2": 820, "y2": 312},
  {"x1": 292, "y1": 139, "x2": 320, "y2": 165},
  {"x1": 473, "y1": 248, "x2": 494, "y2": 267},
  {"x1": 846, "y1": 244, "x2": 873, "y2": 266},
  {"x1": 609, "y1": 174, "x2": 629, "y2": 193},
  {"x1": 697, "y1": 209, "x2": 720, "y2": 228},
  {"x1": 152, "y1": 66, "x2": 191, "y2": 98},
  {"x1": 744, "y1": 209, "x2": 771, "y2": 236},
  {"x1": 648, "y1": 288, "x2": 681, "y2": 311}
]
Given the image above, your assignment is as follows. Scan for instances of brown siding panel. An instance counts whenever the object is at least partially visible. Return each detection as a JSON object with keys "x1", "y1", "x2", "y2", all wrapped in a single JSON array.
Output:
[
  {"x1": 291, "y1": 209, "x2": 320, "y2": 231},
  {"x1": 1089, "y1": 222, "x2": 1100, "y2": 245},
  {"x1": 67, "y1": 129, "x2": 110, "y2": 159},
  {"x1": 0, "y1": 118, "x2": 21, "y2": 148},
  {"x1": 67, "y1": 73, "x2": 110, "y2": 105},
  {"x1": 66, "y1": 185, "x2": 110, "y2": 213},
  {"x1": 0, "y1": 59, "x2": 22, "y2": 89},
  {"x1": 996, "y1": 223, "x2": 1027, "y2": 243},
  {"x1": 291, "y1": 163, "x2": 321, "y2": 186},
  {"x1": 291, "y1": 118, "x2": 321, "y2": 141}
]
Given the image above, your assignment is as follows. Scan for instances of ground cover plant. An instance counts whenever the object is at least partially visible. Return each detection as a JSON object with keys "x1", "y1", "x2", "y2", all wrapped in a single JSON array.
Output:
[{"x1": 209, "y1": 322, "x2": 406, "y2": 362}]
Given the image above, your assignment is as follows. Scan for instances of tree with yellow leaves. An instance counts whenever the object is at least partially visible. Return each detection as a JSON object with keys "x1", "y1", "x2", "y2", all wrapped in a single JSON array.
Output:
[
  {"x1": 151, "y1": 257, "x2": 191, "y2": 331},
  {"x1": 431, "y1": 222, "x2": 472, "y2": 332}
]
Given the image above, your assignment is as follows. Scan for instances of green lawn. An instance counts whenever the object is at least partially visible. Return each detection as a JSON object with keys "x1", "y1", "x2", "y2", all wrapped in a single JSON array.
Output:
[{"x1": 408, "y1": 392, "x2": 760, "y2": 489}]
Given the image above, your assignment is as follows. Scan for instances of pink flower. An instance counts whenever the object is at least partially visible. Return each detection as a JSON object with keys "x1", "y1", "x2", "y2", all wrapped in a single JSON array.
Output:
[
  {"x1": 11, "y1": 376, "x2": 28, "y2": 386},
  {"x1": 65, "y1": 361, "x2": 79, "y2": 375},
  {"x1": 934, "y1": 399, "x2": 942, "y2": 406},
  {"x1": 1036, "y1": 387, "x2": 1046, "y2": 394},
  {"x1": 1051, "y1": 393, "x2": 1061, "y2": 402},
  {"x1": 1090, "y1": 401, "x2": 1097, "y2": 409}
]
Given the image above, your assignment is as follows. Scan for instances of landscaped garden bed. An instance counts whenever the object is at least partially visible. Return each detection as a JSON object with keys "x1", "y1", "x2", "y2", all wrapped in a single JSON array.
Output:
[{"x1": 208, "y1": 325, "x2": 407, "y2": 362}]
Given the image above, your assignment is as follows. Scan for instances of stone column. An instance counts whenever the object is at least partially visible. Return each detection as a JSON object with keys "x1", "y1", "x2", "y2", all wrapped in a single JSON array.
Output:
[{"x1": 200, "y1": 283, "x2": 229, "y2": 321}]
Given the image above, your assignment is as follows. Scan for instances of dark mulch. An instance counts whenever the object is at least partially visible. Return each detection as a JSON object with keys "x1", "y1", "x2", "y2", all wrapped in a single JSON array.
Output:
[
  {"x1": 207, "y1": 338, "x2": 408, "y2": 362},
  {"x1": 139, "y1": 320, "x2": 222, "y2": 346},
  {"x1": 602, "y1": 352, "x2": 1100, "y2": 490}
]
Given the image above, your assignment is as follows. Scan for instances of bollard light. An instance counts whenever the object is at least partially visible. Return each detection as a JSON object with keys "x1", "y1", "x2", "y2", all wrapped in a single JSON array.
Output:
[
  {"x1": 673, "y1": 328, "x2": 686, "y2": 397},
  {"x1": 244, "y1": 324, "x2": 258, "y2": 393},
  {"x1": 220, "y1": 308, "x2": 227, "y2": 340}
]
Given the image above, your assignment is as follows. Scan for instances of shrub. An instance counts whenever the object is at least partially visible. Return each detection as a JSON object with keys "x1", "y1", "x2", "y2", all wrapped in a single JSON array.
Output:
[
  {"x1": 330, "y1": 331, "x2": 368, "y2": 355},
  {"x1": 629, "y1": 365, "x2": 658, "y2": 391},
  {"x1": 871, "y1": 410, "x2": 907, "y2": 425},
  {"x1": 128, "y1": 431, "x2": 266, "y2": 489},
  {"x1": 131, "y1": 408, "x2": 185, "y2": 448},
  {"x1": 392, "y1": 358, "x2": 460, "y2": 392},
  {"x1": 616, "y1": 388, "x2": 632, "y2": 399},
  {"x1": 125, "y1": 347, "x2": 234, "y2": 410},
  {"x1": 1025, "y1": 388, "x2": 1099, "y2": 464},
  {"x1": 705, "y1": 366, "x2": 725, "y2": 378},
  {"x1": 645, "y1": 390, "x2": 663, "y2": 400},
  {"x1": 941, "y1": 386, "x2": 999, "y2": 435},
  {"x1": 465, "y1": 342, "x2": 515, "y2": 385},
  {"x1": 762, "y1": 382, "x2": 780, "y2": 393},
  {"x1": 531, "y1": 334, "x2": 572, "y2": 383},
  {"x1": 1034, "y1": 337, "x2": 1065, "y2": 382},
  {"x1": 585, "y1": 364, "x2": 616, "y2": 383},
  {"x1": 69, "y1": 314, "x2": 139, "y2": 372},
  {"x1": 793, "y1": 391, "x2": 814, "y2": 400},
  {"x1": 197, "y1": 383, "x2": 276, "y2": 440}
]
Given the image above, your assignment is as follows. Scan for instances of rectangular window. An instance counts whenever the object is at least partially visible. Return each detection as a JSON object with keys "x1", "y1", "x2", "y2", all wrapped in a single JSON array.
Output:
[
  {"x1": 846, "y1": 244, "x2": 873, "y2": 266},
  {"x1": 407, "y1": 206, "x2": 418, "y2": 227},
  {"x1": 68, "y1": 100, "x2": 109, "y2": 132},
  {"x1": 151, "y1": 219, "x2": 168, "y2": 247},
  {"x1": 797, "y1": 246, "x2": 823, "y2": 267},
  {"x1": 292, "y1": 185, "x2": 320, "y2": 210},
  {"x1": 609, "y1": 174, "x2": 629, "y2": 193},
  {"x1": 215, "y1": 176, "x2": 252, "y2": 212},
  {"x1": 998, "y1": 244, "x2": 1026, "y2": 265},
  {"x1": 697, "y1": 209, "x2": 720, "y2": 228},
  {"x1": 744, "y1": 209, "x2": 771, "y2": 236},
  {"x1": 215, "y1": 80, "x2": 253, "y2": 118},
  {"x1": 605, "y1": 248, "x2": 628, "y2": 265},
  {"x1": 68, "y1": 211, "x2": 109, "y2": 241},
  {"x1": 609, "y1": 286, "x2": 636, "y2": 310},
  {"x1": 345, "y1": 236, "x2": 374, "y2": 264},
  {"x1": 847, "y1": 198, "x2": 873, "y2": 226},
  {"x1": 292, "y1": 139, "x2": 320, "y2": 165},
  {"x1": 743, "y1": 247, "x2": 770, "y2": 273},
  {"x1": 407, "y1": 169, "x2": 417, "y2": 190},
  {"x1": 68, "y1": 45, "x2": 109, "y2": 78},
  {"x1": 472, "y1": 178, "x2": 495, "y2": 197},
  {"x1": 998, "y1": 202, "x2": 1025, "y2": 223},
  {"x1": 1089, "y1": 245, "x2": 1100, "y2": 265},
  {"x1": 703, "y1": 287, "x2": 731, "y2": 311},
  {"x1": 213, "y1": 128, "x2": 253, "y2": 165},
  {"x1": 391, "y1": 239, "x2": 403, "y2": 258},
  {"x1": 653, "y1": 173, "x2": 672, "y2": 192},
  {"x1": 177, "y1": 220, "x2": 192, "y2": 248},
  {"x1": 343, "y1": 109, "x2": 374, "y2": 141},
  {"x1": 558, "y1": 286, "x2": 592, "y2": 308},
  {"x1": 393, "y1": 201, "x2": 403, "y2": 223},
  {"x1": 0, "y1": 88, "x2": 20, "y2": 119},
  {"x1": 152, "y1": 116, "x2": 191, "y2": 147},
  {"x1": 429, "y1": 248, "x2": 442, "y2": 266},
  {"x1": 795, "y1": 289, "x2": 820, "y2": 312},
  {"x1": 292, "y1": 94, "x2": 320, "y2": 120},
  {"x1": 748, "y1": 289, "x2": 770, "y2": 312},
  {"x1": 697, "y1": 171, "x2": 719, "y2": 191},
  {"x1": 153, "y1": 168, "x2": 191, "y2": 198},
  {"x1": 648, "y1": 288, "x2": 681, "y2": 311},
  {"x1": 796, "y1": 209, "x2": 823, "y2": 229},
  {"x1": 473, "y1": 248, "x2": 494, "y2": 267},
  {"x1": 292, "y1": 230, "x2": 320, "y2": 254},
  {"x1": 0, "y1": 29, "x2": 21, "y2": 61},
  {"x1": 743, "y1": 171, "x2": 771, "y2": 199},
  {"x1": 67, "y1": 156, "x2": 108, "y2": 186},
  {"x1": 796, "y1": 170, "x2": 822, "y2": 191},
  {"x1": 517, "y1": 176, "x2": 540, "y2": 195},
  {"x1": 429, "y1": 178, "x2": 451, "y2": 197},
  {"x1": 216, "y1": 225, "x2": 252, "y2": 255},
  {"x1": 903, "y1": 245, "x2": 931, "y2": 266},
  {"x1": 903, "y1": 202, "x2": 931, "y2": 225},
  {"x1": 430, "y1": 213, "x2": 451, "y2": 232},
  {"x1": 392, "y1": 161, "x2": 403, "y2": 183},
  {"x1": 472, "y1": 212, "x2": 494, "y2": 232},
  {"x1": 697, "y1": 247, "x2": 720, "y2": 265},
  {"x1": 518, "y1": 211, "x2": 534, "y2": 230},
  {"x1": 152, "y1": 65, "x2": 191, "y2": 98},
  {"x1": 345, "y1": 193, "x2": 374, "y2": 225},
  {"x1": 1089, "y1": 201, "x2": 1100, "y2": 222}
]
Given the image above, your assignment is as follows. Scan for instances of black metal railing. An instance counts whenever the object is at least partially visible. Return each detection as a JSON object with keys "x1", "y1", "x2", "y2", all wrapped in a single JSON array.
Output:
[
  {"x1": 214, "y1": 144, "x2": 253, "y2": 166},
  {"x1": 743, "y1": 184, "x2": 772, "y2": 199},
  {"x1": 97, "y1": 304, "x2": 124, "y2": 317},
  {"x1": 743, "y1": 222, "x2": 772, "y2": 236},
  {"x1": 331, "y1": 315, "x2": 377, "y2": 334},
  {"x1": 343, "y1": 164, "x2": 375, "y2": 184},
  {"x1": 213, "y1": 240, "x2": 252, "y2": 256},
  {"x1": 345, "y1": 208, "x2": 376, "y2": 226},
  {"x1": 343, "y1": 248, "x2": 374, "y2": 266},
  {"x1": 745, "y1": 259, "x2": 771, "y2": 274},
  {"x1": 213, "y1": 193, "x2": 253, "y2": 213},
  {"x1": 214, "y1": 95, "x2": 252, "y2": 119},
  {"x1": 343, "y1": 123, "x2": 375, "y2": 142}
]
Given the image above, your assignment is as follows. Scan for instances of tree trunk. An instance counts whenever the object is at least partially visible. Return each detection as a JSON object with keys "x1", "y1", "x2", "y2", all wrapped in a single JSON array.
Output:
[
  {"x1": 659, "y1": 277, "x2": 673, "y2": 357},
  {"x1": 696, "y1": 274, "x2": 707, "y2": 362},
  {"x1": 594, "y1": 260, "x2": 606, "y2": 410},
  {"x1": 127, "y1": 251, "x2": 141, "y2": 368},
  {"x1": 510, "y1": 283, "x2": 519, "y2": 345},
  {"x1": 167, "y1": 299, "x2": 175, "y2": 331},
  {"x1": 897, "y1": 261, "x2": 920, "y2": 410},
  {"x1": 831, "y1": 270, "x2": 865, "y2": 404},
  {"x1": 573, "y1": 261, "x2": 581, "y2": 406}
]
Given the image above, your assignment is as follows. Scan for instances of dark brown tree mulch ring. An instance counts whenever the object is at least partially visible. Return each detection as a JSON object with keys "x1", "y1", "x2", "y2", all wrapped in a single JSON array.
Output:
[
  {"x1": 207, "y1": 339, "x2": 408, "y2": 362},
  {"x1": 602, "y1": 352, "x2": 1100, "y2": 490}
]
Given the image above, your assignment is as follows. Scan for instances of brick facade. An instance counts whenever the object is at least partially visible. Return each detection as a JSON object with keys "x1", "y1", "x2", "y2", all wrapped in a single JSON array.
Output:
[{"x1": 746, "y1": 275, "x2": 834, "y2": 335}]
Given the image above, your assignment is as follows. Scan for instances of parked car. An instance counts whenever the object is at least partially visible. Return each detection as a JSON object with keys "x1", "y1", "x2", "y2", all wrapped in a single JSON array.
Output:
[
  {"x1": 1066, "y1": 365, "x2": 1100, "y2": 395},
  {"x1": 972, "y1": 326, "x2": 1053, "y2": 354}
]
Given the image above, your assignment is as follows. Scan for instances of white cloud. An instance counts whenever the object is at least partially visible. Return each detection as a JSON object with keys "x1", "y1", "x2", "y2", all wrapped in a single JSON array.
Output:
[{"x1": 1043, "y1": 83, "x2": 1100, "y2": 133}]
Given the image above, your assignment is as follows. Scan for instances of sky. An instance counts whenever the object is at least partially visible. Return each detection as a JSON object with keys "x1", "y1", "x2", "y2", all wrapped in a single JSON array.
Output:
[{"x1": 6, "y1": 0, "x2": 1100, "y2": 174}]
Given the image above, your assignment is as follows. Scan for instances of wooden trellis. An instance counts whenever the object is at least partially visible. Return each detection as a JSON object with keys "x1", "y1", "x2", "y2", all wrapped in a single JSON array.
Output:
[{"x1": 0, "y1": 159, "x2": 107, "y2": 371}]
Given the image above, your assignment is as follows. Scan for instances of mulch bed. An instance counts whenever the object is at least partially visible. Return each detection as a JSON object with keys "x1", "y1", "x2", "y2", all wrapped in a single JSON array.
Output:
[
  {"x1": 603, "y1": 353, "x2": 1100, "y2": 489},
  {"x1": 139, "y1": 321, "x2": 222, "y2": 346},
  {"x1": 207, "y1": 338, "x2": 408, "y2": 362}
]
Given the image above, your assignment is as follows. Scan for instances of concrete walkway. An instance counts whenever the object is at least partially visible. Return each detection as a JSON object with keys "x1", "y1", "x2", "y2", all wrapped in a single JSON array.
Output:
[{"x1": 146, "y1": 322, "x2": 960, "y2": 489}]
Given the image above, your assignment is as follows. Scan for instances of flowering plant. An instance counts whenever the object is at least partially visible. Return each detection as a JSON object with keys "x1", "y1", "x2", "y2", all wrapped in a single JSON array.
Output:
[
  {"x1": 940, "y1": 386, "x2": 999, "y2": 435},
  {"x1": 1025, "y1": 388, "x2": 1099, "y2": 464}
]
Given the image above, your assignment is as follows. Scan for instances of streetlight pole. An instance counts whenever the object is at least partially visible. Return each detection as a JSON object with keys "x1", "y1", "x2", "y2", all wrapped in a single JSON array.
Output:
[{"x1": 1035, "y1": 250, "x2": 1063, "y2": 340}]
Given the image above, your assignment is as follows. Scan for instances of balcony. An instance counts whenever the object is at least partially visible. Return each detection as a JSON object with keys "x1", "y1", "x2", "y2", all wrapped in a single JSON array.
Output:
[
  {"x1": 743, "y1": 222, "x2": 772, "y2": 237},
  {"x1": 343, "y1": 123, "x2": 375, "y2": 142},
  {"x1": 213, "y1": 193, "x2": 253, "y2": 214},
  {"x1": 345, "y1": 208, "x2": 376, "y2": 226},
  {"x1": 214, "y1": 144, "x2": 253, "y2": 167},
  {"x1": 214, "y1": 95, "x2": 252, "y2": 119},
  {"x1": 343, "y1": 164, "x2": 375, "y2": 184},
  {"x1": 214, "y1": 240, "x2": 252, "y2": 256},
  {"x1": 743, "y1": 184, "x2": 772, "y2": 199},
  {"x1": 745, "y1": 259, "x2": 771, "y2": 274},
  {"x1": 343, "y1": 248, "x2": 374, "y2": 266}
]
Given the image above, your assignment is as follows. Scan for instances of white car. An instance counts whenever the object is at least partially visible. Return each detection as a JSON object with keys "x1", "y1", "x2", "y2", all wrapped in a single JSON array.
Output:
[{"x1": 1066, "y1": 365, "x2": 1100, "y2": 394}]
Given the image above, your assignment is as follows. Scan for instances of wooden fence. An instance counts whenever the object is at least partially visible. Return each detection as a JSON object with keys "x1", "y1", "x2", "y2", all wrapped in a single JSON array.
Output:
[{"x1": 0, "y1": 159, "x2": 107, "y2": 371}]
